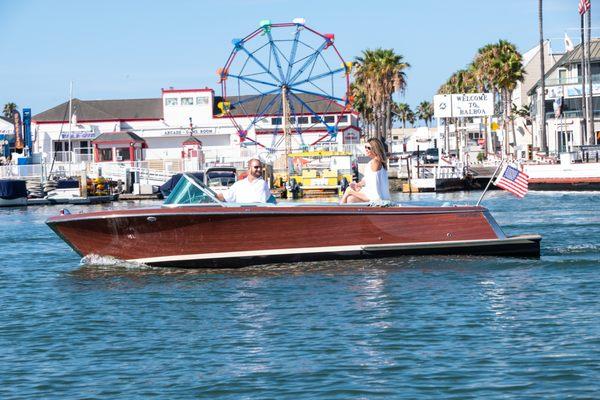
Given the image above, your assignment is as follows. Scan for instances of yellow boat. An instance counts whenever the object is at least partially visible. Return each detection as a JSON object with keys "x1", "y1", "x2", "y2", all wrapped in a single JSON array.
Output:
[{"x1": 273, "y1": 151, "x2": 355, "y2": 198}]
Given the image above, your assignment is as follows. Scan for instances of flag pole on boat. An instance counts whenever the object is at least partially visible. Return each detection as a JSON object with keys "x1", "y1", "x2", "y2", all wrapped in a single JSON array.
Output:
[
  {"x1": 476, "y1": 160, "x2": 504, "y2": 206},
  {"x1": 68, "y1": 81, "x2": 73, "y2": 176}
]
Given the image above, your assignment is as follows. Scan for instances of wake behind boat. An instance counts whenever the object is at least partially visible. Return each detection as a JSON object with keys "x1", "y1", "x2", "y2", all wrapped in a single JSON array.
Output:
[{"x1": 46, "y1": 173, "x2": 541, "y2": 268}]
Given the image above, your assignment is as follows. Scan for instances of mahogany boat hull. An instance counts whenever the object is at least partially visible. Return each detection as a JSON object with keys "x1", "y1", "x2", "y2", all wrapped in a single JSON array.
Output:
[{"x1": 46, "y1": 206, "x2": 541, "y2": 268}]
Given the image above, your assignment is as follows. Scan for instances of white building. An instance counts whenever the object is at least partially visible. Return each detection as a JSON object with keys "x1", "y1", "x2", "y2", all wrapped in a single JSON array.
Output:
[
  {"x1": 32, "y1": 87, "x2": 360, "y2": 168},
  {"x1": 528, "y1": 38, "x2": 600, "y2": 155},
  {"x1": 0, "y1": 116, "x2": 15, "y2": 160}
]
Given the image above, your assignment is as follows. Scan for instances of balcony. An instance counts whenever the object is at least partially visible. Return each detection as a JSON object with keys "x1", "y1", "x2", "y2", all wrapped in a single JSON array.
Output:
[
  {"x1": 544, "y1": 73, "x2": 600, "y2": 87},
  {"x1": 545, "y1": 109, "x2": 600, "y2": 119}
]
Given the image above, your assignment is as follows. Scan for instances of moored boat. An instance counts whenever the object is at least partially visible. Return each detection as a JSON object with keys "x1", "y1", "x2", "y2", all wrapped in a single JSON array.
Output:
[
  {"x1": 46, "y1": 174, "x2": 541, "y2": 268},
  {"x1": 0, "y1": 179, "x2": 27, "y2": 207}
]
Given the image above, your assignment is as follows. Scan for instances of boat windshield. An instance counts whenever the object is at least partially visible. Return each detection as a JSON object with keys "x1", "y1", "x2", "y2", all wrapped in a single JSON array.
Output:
[{"x1": 163, "y1": 173, "x2": 223, "y2": 206}]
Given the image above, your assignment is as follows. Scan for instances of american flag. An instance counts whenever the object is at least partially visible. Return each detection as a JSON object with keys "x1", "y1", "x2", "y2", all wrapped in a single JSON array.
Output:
[
  {"x1": 494, "y1": 164, "x2": 529, "y2": 198},
  {"x1": 579, "y1": 0, "x2": 591, "y2": 15}
]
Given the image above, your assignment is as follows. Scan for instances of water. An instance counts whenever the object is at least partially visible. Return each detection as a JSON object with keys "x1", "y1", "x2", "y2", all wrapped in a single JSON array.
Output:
[{"x1": 1, "y1": 192, "x2": 599, "y2": 399}]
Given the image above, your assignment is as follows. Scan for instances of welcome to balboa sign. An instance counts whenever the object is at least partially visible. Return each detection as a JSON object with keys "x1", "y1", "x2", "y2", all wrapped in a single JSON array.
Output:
[{"x1": 434, "y1": 93, "x2": 494, "y2": 118}]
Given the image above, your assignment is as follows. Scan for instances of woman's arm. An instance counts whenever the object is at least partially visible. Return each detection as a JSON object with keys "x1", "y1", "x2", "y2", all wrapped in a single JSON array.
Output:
[
  {"x1": 370, "y1": 160, "x2": 383, "y2": 171},
  {"x1": 350, "y1": 177, "x2": 366, "y2": 190}
]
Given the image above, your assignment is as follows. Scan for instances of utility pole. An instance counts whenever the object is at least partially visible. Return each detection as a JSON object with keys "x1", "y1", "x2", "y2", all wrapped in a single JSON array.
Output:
[
  {"x1": 282, "y1": 86, "x2": 292, "y2": 184},
  {"x1": 538, "y1": 0, "x2": 548, "y2": 154},
  {"x1": 586, "y1": 7, "x2": 595, "y2": 144},
  {"x1": 580, "y1": 12, "x2": 588, "y2": 146}
]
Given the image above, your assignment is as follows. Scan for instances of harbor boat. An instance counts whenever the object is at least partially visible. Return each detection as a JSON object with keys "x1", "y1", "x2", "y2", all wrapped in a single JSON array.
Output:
[
  {"x1": 46, "y1": 173, "x2": 541, "y2": 268},
  {"x1": 0, "y1": 179, "x2": 27, "y2": 207}
]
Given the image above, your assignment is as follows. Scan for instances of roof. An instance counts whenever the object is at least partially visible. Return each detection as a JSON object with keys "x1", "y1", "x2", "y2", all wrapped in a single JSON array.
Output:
[
  {"x1": 214, "y1": 93, "x2": 345, "y2": 117},
  {"x1": 183, "y1": 135, "x2": 203, "y2": 145},
  {"x1": 94, "y1": 131, "x2": 145, "y2": 143},
  {"x1": 0, "y1": 116, "x2": 13, "y2": 124},
  {"x1": 528, "y1": 38, "x2": 600, "y2": 95},
  {"x1": 33, "y1": 98, "x2": 163, "y2": 122},
  {"x1": 33, "y1": 92, "x2": 346, "y2": 123}
]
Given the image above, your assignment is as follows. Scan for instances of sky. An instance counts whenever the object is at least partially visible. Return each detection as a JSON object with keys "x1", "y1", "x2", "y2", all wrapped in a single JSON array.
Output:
[{"x1": 0, "y1": 0, "x2": 597, "y2": 116}]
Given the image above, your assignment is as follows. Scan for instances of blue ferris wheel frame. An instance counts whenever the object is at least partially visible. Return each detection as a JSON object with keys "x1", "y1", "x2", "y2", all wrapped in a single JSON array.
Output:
[{"x1": 218, "y1": 21, "x2": 352, "y2": 152}]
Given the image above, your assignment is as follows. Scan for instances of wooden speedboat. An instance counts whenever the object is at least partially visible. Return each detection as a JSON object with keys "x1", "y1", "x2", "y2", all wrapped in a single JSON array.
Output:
[{"x1": 46, "y1": 174, "x2": 541, "y2": 268}]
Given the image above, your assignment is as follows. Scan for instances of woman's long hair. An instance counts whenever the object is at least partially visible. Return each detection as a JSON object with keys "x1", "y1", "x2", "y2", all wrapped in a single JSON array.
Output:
[{"x1": 367, "y1": 138, "x2": 388, "y2": 169}]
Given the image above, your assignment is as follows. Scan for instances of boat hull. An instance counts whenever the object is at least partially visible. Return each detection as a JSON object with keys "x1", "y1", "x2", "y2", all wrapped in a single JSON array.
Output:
[{"x1": 46, "y1": 206, "x2": 541, "y2": 268}]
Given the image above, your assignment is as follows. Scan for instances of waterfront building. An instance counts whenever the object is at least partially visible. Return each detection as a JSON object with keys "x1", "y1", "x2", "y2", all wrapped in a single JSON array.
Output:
[
  {"x1": 0, "y1": 116, "x2": 15, "y2": 161},
  {"x1": 528, "y1": 38, "x2": 600, "y2": 155},
  {"x1": 511, "y1": 40, "x2": 560, "y2": 158},
  {"x1": 31, "y1": 87, "x2": 360, "y2": 169}
]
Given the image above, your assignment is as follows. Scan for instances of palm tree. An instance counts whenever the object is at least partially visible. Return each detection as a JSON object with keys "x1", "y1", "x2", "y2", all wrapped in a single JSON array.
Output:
[
  {"x1": 393, "y1": 102, "x2": 412, "y2": 148},
  {"x1": 416, "y1": 101, "x2": 434, "y2": 127},
  {"x1": 350, "y1": 83, "x2": 373, "y2": 137},
  {"x1": 492, "y1": 41, "x2": 526, "y2": 157},
  {"x1": 354, "y1": 48, "x2": 410, "y2": 142},
  {"x1": 3, "y1": 103, "x2": 17, "y2": 119},
  {"x1": 394, "y1": 103, "x2": 412, "y2": 129}
]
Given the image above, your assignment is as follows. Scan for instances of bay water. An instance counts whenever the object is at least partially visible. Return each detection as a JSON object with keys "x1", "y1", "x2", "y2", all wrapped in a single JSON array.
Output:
[{"x1": 1, "y1": 191, "x2": 598, "y2": 398}]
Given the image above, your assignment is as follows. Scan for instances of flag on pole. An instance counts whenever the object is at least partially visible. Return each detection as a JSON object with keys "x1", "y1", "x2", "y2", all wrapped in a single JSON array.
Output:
[
  {"x1": 579, "y1": 0, "x2": 591, "y2": 15},
  {"x1": 494, "y1": 164, "x2": 529, "y2": 198},
  {"x1": 564, "y1": 32, "x2": 575, "y2": 51}
]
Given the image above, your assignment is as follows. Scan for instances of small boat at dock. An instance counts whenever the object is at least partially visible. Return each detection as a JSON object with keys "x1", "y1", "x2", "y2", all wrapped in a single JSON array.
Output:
[
  {"x1": 46, "y1": 173, "x2": 541, "y2": 268},
  {"x1": 0, "y1": 179, "x2": 28, "y2": 207}
]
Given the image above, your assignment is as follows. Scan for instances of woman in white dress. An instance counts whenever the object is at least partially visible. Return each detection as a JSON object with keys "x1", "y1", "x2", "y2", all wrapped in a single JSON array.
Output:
[{"x1": 340, "y1": 137, "x2": 390, "y2": 204}]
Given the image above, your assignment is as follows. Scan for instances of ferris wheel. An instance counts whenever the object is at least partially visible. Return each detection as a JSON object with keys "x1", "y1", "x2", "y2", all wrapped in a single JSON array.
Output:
[{"x1": 217, "y1": 18, "x2": 352, "y2": 156}]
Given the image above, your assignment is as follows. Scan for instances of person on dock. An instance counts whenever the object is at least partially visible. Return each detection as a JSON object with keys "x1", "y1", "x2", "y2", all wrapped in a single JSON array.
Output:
[
  {"x1": 340, "y1": 137, "x2": 390, "y2": 204},
  {"x1": 217, "y1": 158, "x2": 274, "y2": 203}
]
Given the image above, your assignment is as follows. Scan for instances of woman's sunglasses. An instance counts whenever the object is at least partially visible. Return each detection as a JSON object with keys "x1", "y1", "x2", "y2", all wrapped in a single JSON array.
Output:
[{"x1": 365, "y1": 145, "x2": 372, "y2": 150}]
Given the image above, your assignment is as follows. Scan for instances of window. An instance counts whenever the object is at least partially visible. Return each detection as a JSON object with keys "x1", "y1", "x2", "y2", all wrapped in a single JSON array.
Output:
[
  {"x1": 196, "y1": 96, "x2": 209, "y2": 105},
  {"x1": 54, "y1": 141, "x2": 69, "y2": 151},
  {"x1": 558, "y1": 69, "x2": 568, "y2": 84},
  {"x1": 271, "y1": 117, "x2": 282, "y2": 125},
  {"x1": 337, "y1": 115, "x2": 348, "y2": 123},
  {"x1": 297, "y1": 116, "x2": 309, "y2": 124},
  {"x1": 181, "y1": 97, "x2": 194, "y2": 105},
  {"x1": 116, "y1": 148, "x2": 131, "y2": 161},
  {"x1": 77, "y1": 140, "x2": 91, "y2": 154},
  {"x1": 311, "y1": 116, "x2": 321, "y2": 124},
  {"x1": 323, "y1": 115, "x2": 335, "y2": 123},
  {"x1": 165, "y1": 98, "x2": 178, "y2": 106},
  {"x1": 99, "y1": 148, "x2": 112, "y2": 162},
  {"x1": 288, "y1": 117, "x2": 296, "y2": 124}
]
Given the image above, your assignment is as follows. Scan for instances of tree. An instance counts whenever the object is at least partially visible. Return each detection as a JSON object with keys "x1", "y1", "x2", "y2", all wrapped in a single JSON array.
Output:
[
  {"x1": 354, "y1": 48, "x2": 410, "y2": 142},
  {"x1": 350, "y1": 83, "x2": 374, "y2": 137},
  {"x1": 3, "y1": 103, "x2": 18, "y2": 119},
  {"x1": 416, "y1": 101, "x2": 434, "y2": 127},
  {"x1": 493, "y1": 41, "x2": 526, "y2": 157},
  {"x1": 394, "y1": 102, "x2": 412, "y2": 129}
]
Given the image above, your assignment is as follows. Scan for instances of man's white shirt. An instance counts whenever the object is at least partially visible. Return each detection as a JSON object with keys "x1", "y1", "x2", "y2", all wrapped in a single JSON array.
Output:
[{"x1": 223, "y1": 177, "x2": 271, "y2": 203}]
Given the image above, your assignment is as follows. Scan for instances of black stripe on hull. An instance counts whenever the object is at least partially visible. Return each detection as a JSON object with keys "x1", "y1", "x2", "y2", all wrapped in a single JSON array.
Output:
[{"x1": 145, "y1": 237, "x2": 541, "y2": 269}]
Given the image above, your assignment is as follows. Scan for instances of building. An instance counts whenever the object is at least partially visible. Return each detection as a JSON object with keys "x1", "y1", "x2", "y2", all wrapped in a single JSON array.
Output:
[
  {"x1": 0, "y1": 116, "x2": 15, "y2": 160},
  {"x1": 528, "y1": 38, "x2": 600, "y2": 155},
  {"x1": 31, "y1": 88, "x2": 360, "y2": 169},
  {"x1": 511, "y1": 40, "x2": 560, "y2": 158}
]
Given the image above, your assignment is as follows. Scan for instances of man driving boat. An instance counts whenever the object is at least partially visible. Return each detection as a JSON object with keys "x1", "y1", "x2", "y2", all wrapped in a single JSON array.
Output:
[{"x1": 217, "y1": 158, "x2": 274, "y2": 203}]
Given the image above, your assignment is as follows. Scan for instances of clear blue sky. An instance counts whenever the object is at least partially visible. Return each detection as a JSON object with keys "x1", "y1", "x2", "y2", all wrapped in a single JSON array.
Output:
[{"x1": 0, "y1": 0, "x2": 596, "y2": 115}]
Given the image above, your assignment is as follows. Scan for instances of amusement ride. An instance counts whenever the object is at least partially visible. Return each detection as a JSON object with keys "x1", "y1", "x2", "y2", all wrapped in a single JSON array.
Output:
[{"x1": 217, "y1": 18, "x2": 353, "y2": 177}]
